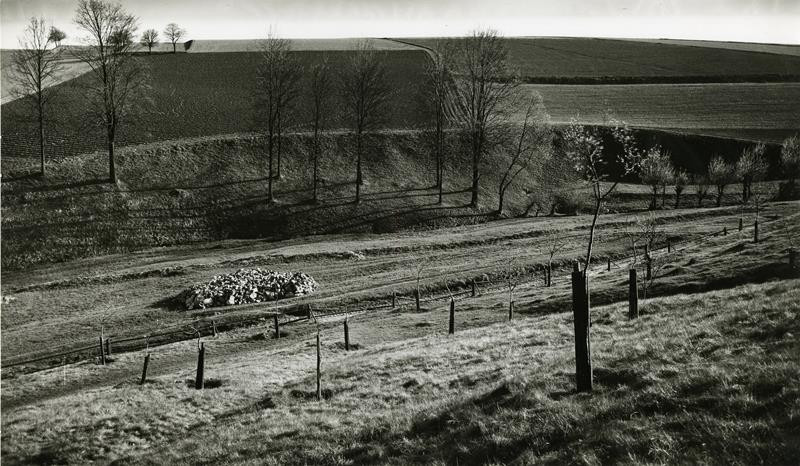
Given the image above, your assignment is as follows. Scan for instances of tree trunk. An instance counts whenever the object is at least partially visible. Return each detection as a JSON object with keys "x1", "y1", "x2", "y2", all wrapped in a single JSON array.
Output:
[
  {"x1": 470, "y1": 130, "x2": 480, "y2": 207},
  {"x1": 172, "y1": 42, "x2": 176, "y2": 53},
  {"x1": 312, "y1": 130, "x2": 319, "y2": 204},
  {"x1": 268, "y1": 135, "x2": 274, "y2": 202},
  {"x1": 276, "y1": 112, "x2": 282, "y2": 179},
  {"x1": 107, "y1": 127, "x2": 116, "y2": 184},
  {"x1": 38, "y1": 106, "x2": 45, "y2": 176},
  {"x1": 674, "y1": 190, "x2": 681, "y2": 208},
  {"x1": 355, "y1": 132, "x2": 362, "y2": 204},
  {"x1": 716, "y1": 187, "x2": 723, "y2": 207},
  {"x1": 650, "y1": 186, "x2": 658, "y2": 210},
  {"x1": 497, "y1": 185, "x2": 506, "y2": 215}
]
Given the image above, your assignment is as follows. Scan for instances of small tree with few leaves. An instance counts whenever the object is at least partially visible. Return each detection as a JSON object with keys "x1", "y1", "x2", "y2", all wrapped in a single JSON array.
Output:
[
  {"x1": 163, "y1": 22, "x2": 185, "y2": 53},
  {"x1": 10, "y1": 17, "x2": 64, "y2": 177},
  {"x1": 544, "y1": 231, "x2": 567, "y2": 286},
  {"x1": 779, "y1": 135, "x2": 800, "y2": 199},
  {"x1": 140, "y1": 28, "x2": 158, "y2": 54},
  {"x1": 48, "y1": 26, "x2": 66, "y2": 47},
  {"x1": 562, "y1": 118, "x2": 643, "y2": 277},
  {"x1": 624, "y1": 214, "x2": 670, "y2": 307},
  {"x1": 673, "y1": 169, "x2": 688, "y2": 208},
  {"x1": 694, "y1": 174, "x2": 711, "y2": 208},
  {"x1": 735, "y1": 143, "x2": 768, "y2": 203},
  {"x1": 708, "y1": 156, "x2": 735, "y2": 207},
  {"x1": 639, "y1": 145, "x2": 673, "y2": 210}
]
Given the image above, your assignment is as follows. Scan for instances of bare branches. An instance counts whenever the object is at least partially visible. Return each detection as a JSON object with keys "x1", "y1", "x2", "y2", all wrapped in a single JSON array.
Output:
[
  {"x1": 708, "y1": 156, "x2": 736, "y2": 207},
  {"x1": 163, "y1": 22, "x2": 186, "y2": 53},
  {"x1": 140, "y1": 28, "x2": 159, "y2": 54},
  {"x1": 10, "y1": 17, "x2": 64, "y2": 176},
  {"x1": 445, "y1": 29, "x2": 519, "y2": 207},
  {"x1": 308, "y1": 58, "x2": 333, "y2": 203}
]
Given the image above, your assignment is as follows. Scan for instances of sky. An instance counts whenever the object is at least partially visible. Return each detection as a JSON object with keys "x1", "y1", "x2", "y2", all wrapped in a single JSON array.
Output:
[{"x1": 2, "y1": 0, "x2": 799, "y2": 47}]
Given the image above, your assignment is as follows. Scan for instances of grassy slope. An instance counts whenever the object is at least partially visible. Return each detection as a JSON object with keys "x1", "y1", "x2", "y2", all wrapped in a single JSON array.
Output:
[{"x1": 2, "y1": 229, "x2": 797, "y2": 464}]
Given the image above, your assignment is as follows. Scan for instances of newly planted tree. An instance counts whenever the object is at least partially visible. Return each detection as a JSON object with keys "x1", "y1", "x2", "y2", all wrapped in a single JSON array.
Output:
[
  {"x1": 639, "y1": 146, "x2": 673, "y2": 210},
  {"x1": 673, "y1": 169, "x2": 688, "y2": 208},
  {"x1": 308, "y1": 60, "x2": 333, "y2": 204},
  {"x1": 10, "y1": 17, "x2": 64, "y2": 177},
  {"x1": 708, "y1": 156, "x2": 735, "y2": 207},
  {"x1": 255, "y1": 33, "x2": 302, "y2": 203},
  {"x1": 544, "y1": 231, "x2": 567, "y2": 287},
  {"x1": 339, "y1": 40, "x2": 393, "y2": 204},
  {"x1": 74, "y1": 0, "x2": 150, "y2": 184},
  {"x1": 140, "y1": 28, "x2": 158, "y2": 53},
  {"x1": 780, "y1": 135, "x2": 800, "y2": 198},
  {"x1": 163, "y1": 22, "x2": 185, "y2": 53},
  {"x1": 446, "y1": 29, "x2": 519, "y2": 207},
  {"x1": 735, "y1": 143, "x2": 768, "y2": 203},
  {"x1": 496, "y1": 92, "x2": 551, "y2": 215},
  {"x1": 694, "y1": 174, "x2": 711, "y2": 207}
]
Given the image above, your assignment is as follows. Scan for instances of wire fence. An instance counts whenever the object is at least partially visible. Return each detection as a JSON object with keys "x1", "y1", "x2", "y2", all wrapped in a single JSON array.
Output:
[{"x1": 2, "y1": 210, "x2": 792, "y2": 374}]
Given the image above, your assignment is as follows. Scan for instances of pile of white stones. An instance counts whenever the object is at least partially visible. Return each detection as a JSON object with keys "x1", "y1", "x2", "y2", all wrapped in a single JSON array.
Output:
[{"x1": 182, "y1": 268, "x2": 318, "y2": 310}]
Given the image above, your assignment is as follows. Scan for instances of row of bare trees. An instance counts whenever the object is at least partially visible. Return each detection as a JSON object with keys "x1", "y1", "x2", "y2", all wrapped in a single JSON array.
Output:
[
  {"x1": 140, "y1": 23, "x2": 186, "y2": 54},
  {"x1": 10, "y1": 2, "x2": 184, "y2": 181}
]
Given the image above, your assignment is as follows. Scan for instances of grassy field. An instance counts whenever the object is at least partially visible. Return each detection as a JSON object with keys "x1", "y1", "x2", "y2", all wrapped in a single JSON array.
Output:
[
  {"x1": 185, "y1": 38, "x2": 418, "y2": 52},
  {"x1": 617, "y1": 38, "x2": 800, "y2": 57},
  {"x1": 2, "y1": 210, "x2": 797, "y2": 463},
  {"x1": 0, "y1": 49, "x2": 92, "y2": 104},
  {"x1": 528, "y1": 82, "x2": 800, "y2": 144},
  {"x1": 401, "y1": 37, "x2": 800, "y2": 83}
]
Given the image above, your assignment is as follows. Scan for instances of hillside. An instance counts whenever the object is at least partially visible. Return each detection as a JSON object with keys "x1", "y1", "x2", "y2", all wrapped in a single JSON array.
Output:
[{"x1": 2, "y1": 215, "x2": 798, "y2": 463}]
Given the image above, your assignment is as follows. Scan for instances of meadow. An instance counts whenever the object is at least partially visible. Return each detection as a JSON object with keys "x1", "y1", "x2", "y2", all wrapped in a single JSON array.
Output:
[{"x1": 1, "y1": 203, "x2": 797, "y2": 463}]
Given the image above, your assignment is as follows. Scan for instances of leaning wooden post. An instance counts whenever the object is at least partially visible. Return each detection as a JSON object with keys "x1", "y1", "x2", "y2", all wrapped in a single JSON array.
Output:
[
  {"x1": 140, "y1": 353, "x2": 150, "y2": 385},
  {"x1": 448, "y1": 298, "x2": 455, "y2": 335},
  {"x1": 628, "y1": 269, "x2": 638, "y2": 319},
  {"x1": 99, "y1": 334, "x2": 106, "y2": 366},
  {"x1": 571, "y1": 271, "x2": 592, "y2": 392},
  {"x1": 414, "y1": 288, "x2": 421, "y2": 312},
  {"x1": 195, "y1": 342, "x2": 205, "y2": 390},
  {"x1": 316, "y1": 331, "x2": 322, "y2": 401},
  {"x1": 471, "y1": 280, "x2": 476, "y2": 297},
  {"x1": 273, "y1": 315, "x2": 280, "y2": 339},
  {"x1": 343, "y1": 317, "x2": 350, "y2": 351},
  {"x1": 754, "y1": 220, "x2": 759, "y2": 244}
]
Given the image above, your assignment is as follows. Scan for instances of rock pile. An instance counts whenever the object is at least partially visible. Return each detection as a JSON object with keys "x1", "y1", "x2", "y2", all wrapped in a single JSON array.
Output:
[{"x1": 182, "y1": 268, "x2": 318, "y2": 310}]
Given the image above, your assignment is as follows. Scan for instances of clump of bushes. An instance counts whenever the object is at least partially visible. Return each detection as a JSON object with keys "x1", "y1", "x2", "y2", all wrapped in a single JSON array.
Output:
[{"x1": 181, "y1": 268, "x2": 318, "y2": 310}]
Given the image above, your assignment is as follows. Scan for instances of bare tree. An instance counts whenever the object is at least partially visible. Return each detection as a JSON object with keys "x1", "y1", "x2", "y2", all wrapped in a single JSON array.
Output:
[
  {"x1": 780, "y1": 135, "x2": 800, "y2": 198},
  {"x1": 48, "y1": 26, "x2": 67, "y2": 47},
  {"x1": 339, "y1": 40, "x2": 393, "y2": 204},
  {"x1": 74, "y1": 0, "x2": 150, "y2": 184},
  {"x1": 255, "y1": 33, "x2": 302, "y2": 203},
  {"x1": 735, "y1": 143, "x2": 768, "y2": 203},
  {"x1": 624, "y1": 214, "x2": 670, "y2": 307},
  {"x1": 496, "y1": 92, "x2": 551, "y2": 215},
  {"x1": 419, "y1": 40, "x2": 453, "y2": 204},
  {"x1": 562, "y1": 118, "x2": 643, "y2": 276},
  {"x1": 544, "y1": 231, "x2": 567, "y2": 287},
  {"x1": 10, "y1": 17, "x2": 64, "y2": 177},
  {"x1": 694, "y1": 174, "x2": 711, "y2": 207},
  {"x1": 673, "y1": 169, "x2": 688, "y2": 208},
  {"x1": 163, "y1": 23, "x2": 185, "y2": 53},
  {"x1": 639, "y1": 145, "x2": 673, "y2": 210},
  {"x1": 140, "y1": 28, "x2": 158, "y2": 54},
  {"x1": 308, "y1": 59, "x2": 333, "y2": 204},
  {"x1": 708, "y1": 155, "x2": 735, "y2": 207},
  {"x1": 446, "y1": 29, "x2": 519, "y2": 208}
]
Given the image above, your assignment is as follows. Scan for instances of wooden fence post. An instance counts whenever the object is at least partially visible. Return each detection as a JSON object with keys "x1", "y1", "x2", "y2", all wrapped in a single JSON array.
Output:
[
  {"x1": 99, "y1": 335, "x2": 106, "y2": 366},
  {"x1": 571, "y1": 271, "x2": 592, "y2": 392},
  {"x1": 607, "y1": 257, "x2": 611, "y2": 271},
  {"x1": 414, "y1": 288, "x2": 421, "y2": 312},
  {"x1": 273, "y1": 315, "x2": 280, "y2": 339},
  {"x1": 105, "y1": 338, "x2": 112, "y2": 358},
  {"x1": 739, "y1": 218, "x2": 743, "y2": 231},
  {"x1": 316, "y1": 331, "x2": 322, "y2": 401},
  {"x1": 667, "y1": 240, "x2": 671, "y2": 253},
  {"x1": 508, "y1": 300, "x2": 514, "y2": 321},
  {"x1": 573, "y1": 260, "x2": 579, "y2": 273},
  {"x1": 212, "y1": 320, "x2": 218, "y2": 338},
  {"x1": 448, "y1": 298, "x2": 455, "y2": 335},
  {"x1": 628, "y1": 269, "x2": 638, "y2": 319},
  {"x1": 754, "y1": 220, "x2": 759, "y2": 244},
  {"x1": 392, "y1": 291, "x2": 396, "y2": 308},
  {"x1": 344, "y1": 317, "x2": 350, "y2": 351},
  {"x1": 790, "y1": 248, "x2": 796, "y2": 269},
  {"x1": 195, "y1": 342, "x2": 205, "y2": 390},
  {"x1": 723, "y1": 227, "x2": 727, "y2": 236},
  {"x1": 547, "y1": 265, "x2": 552, "y2": 287},
  {"x1": 471, "y1": 280, "x2": 476, "y2": 297},
  {"x1": 140, "y1": 353, "x2": 150, "y2": 385}
]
